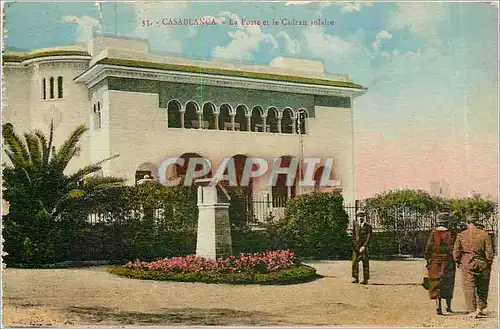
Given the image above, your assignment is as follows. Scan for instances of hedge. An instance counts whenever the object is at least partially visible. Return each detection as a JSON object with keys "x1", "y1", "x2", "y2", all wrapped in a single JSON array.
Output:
[
  {"x1": 107, "y1": 264, "x2": 320, "y2": 285},
  {"x1": 268, "y1": 192, "x2": 351, "y2": 259},
  {"x1": 8, "y1": 260, "x2": 113, "y2": 269}
]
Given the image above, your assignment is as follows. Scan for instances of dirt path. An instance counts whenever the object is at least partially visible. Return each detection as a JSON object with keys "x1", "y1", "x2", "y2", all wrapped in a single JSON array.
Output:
[{"x1": 2, "y1": 259, "x2": 498, "y2": 327}]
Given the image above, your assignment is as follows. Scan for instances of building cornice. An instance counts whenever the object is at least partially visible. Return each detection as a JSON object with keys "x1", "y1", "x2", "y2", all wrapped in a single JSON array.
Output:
[
  {"x1": 74, "y1": 61, "x2": 367, "y2": 97},
  {"x1": 2, "y1": 50, "x2": 91, "y2": 63},
  {"x1": 3, "y1": 56, "x2": 91, "y2": 71}
]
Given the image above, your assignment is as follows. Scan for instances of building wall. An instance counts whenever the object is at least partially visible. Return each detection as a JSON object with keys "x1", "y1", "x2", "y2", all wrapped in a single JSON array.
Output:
[
  {"x1": 2, "y1": 60, "x2": 91, "y2": 174},
  {"x1": 88, "y1": 36, "x2": 149, "y2": 57},
  {"x1": 3, "y1": 36, "x2": 360, "y2": 206},
  {"x1": 104, "y1": 90, "x2": 355, "y2": 204},
  {"x1": 89, "y1": 83, "x2": 112, "y2": 174},
  {"x1": 2, "y1": 66, "x2": 32, "y2": 135},
  {"x1": 110, "y1": 78, "x2": 323, "y2": 118}
]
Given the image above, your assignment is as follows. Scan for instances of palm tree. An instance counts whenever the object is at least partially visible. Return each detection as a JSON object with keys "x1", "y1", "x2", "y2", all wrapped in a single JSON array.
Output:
[
  {"x1": 2, "y1": 121, "x2": 124, "y2": 264},
  {"x1": 2, "y1": 121, "x2": 123, "y2": 220}
]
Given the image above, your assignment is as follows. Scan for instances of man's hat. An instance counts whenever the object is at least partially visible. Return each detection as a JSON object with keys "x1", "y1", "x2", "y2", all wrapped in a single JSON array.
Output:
[{"x1": 356, "y1": 210, "x2": 366, "y2": 217}]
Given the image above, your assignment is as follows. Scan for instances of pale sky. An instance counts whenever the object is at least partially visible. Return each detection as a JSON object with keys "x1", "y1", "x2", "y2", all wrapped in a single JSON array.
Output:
[{"x1": 3, "y1": 1, "x2": 499, "y2": 200}]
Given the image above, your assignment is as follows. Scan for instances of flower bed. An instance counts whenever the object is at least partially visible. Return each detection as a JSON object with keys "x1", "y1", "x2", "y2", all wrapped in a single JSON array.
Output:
[{"x1": 108, "y1": 250, "x2": 320, "y2": 284}]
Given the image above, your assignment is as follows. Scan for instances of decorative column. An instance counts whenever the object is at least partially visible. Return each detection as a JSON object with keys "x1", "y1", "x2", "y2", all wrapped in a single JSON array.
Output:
[
  {"x1": 196, "y1": 180, "x2": 232, "y2": 260},
  {"x1": 262, "y1": 116, "x2": 267, "y2": 132},
  {"x1": 180, "y1": 110, "x2": 185, "y2": 128},
  {"x1": 247, "y1": 116, "x2": 252, "y2": 132},
  {"x1": 292, "y1": 118, "x2": 297, "y2": 134},
  {"x1": 215, "y1": 113, "x2": 219, "y2": 130},
  {"x1": 198, "y1": 112, "x2": 203, "y2": 129},
  {"x1": 277, "y1": 117, "x2": 282, "y2": 133},
  {"x1": 231, "y1": 115, "x2": 236, "y2": 131}
]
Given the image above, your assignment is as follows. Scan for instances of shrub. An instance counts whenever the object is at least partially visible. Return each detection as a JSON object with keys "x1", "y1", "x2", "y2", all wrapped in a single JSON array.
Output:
[
  {"x1": 65, "y1": 183, "x2": 199, "y2": 262},
  {"x1": 449, "y1": 194, "x2": 497, "y2": 231},
  {"x1": 232, "y1": 229, "x2": 269, "y2": 254},
  {"x1": 225, "y1": 186, "x2": 252, "y2": 232},
  {"x1": 364, "y1": 189, "x2": 440, "y2": 228},
  {"x1": 2, "y1": 122, "x2": 124, "y2": 265},
  {"x1": 108, "y1": 264, "x2": 318, "y2": 285},
  {"x1": 271, "y1": 192, "x2": 350, "y2": 259},
  {"x1": 362, "y1": 189, "x2": 498, "y2": 256}
]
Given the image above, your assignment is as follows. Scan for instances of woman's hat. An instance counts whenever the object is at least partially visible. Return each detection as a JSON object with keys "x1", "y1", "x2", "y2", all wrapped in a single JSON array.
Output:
[{"x1": 436, "y1": 212, "x2": 451, "y2": 225}]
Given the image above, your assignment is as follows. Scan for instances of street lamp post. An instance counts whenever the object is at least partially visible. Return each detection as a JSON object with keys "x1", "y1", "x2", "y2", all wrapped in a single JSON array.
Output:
[{"x1": 298, "y1": 112, "x2": 304, "y2": 194}]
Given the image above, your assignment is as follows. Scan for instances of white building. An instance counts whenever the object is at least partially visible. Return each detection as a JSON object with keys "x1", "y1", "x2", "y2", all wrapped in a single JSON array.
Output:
[
  {"x1": 2, "y1": 35, "x2": 367, "y2": 219},
  {"x1": 430, "y1": 180, "x2": 451, "y2": 199}
]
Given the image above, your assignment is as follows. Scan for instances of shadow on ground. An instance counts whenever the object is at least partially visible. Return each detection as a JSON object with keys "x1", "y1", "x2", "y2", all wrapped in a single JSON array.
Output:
[
  {"x1": 66, "y1": 306, "x2": 284, "y2": 326},
  {"x1": 369, "y1": 283, "x2": 422, "y2": 286}
]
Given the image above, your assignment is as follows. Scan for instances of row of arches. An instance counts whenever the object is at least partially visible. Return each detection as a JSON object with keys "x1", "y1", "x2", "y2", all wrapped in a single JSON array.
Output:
[
  {"x1": 135, "y1": 153, "x2": 332, "y2": 196},
  {"x1": 166, "y1": 100, "x2": 308, "y2": 134},
  {"x1": 42, "y1": 76, "x2": 63, "y2": 100}
]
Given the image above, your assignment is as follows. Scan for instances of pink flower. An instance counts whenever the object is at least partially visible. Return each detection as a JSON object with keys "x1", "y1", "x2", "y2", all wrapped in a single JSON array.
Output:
[{"x1": 122, "y1": 250, "x2": 296, "y2": 275}]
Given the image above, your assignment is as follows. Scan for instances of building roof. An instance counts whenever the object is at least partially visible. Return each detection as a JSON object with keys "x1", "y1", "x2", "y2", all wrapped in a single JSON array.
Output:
[
  {"x1": 2, "y1": 50, "x2": 90, "y2": 63},
  {"x1": 94, "y1": 57, "x2": 365, "y2": 90},
  {"x1": 2, "y1": 44, "x2": 366, "y2": 90}
]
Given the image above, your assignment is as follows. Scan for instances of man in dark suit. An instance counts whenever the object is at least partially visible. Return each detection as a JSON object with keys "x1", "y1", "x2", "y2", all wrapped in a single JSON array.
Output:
[{"x1": 352, "y1": 210, "x2": 373, "y2": 284}]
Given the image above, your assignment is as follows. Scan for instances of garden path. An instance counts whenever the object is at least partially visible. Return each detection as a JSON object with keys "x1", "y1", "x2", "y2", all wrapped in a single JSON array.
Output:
[{"x1": 2, "y1": 259, "x2": 497, "y2": 327}]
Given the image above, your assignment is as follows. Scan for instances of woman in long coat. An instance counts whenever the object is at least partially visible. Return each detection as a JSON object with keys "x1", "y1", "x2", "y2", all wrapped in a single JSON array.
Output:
[{"x1": 424, "y1": 212, "x2": 457, "y2": 315}]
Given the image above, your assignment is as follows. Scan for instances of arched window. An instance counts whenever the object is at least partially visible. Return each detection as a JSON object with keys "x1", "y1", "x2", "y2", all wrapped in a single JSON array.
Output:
[
  {"x1": 221, "y1": 154, "x2": 254, "y2": 222},
  {"x1": 175, "y1": 152, "x2": 212, "y2": 184},
  {"x1": 49, "y1": 77, "x2": 55, "y2": 99},
  {"x1": 250, "y1": 106, "x2": 263, "y2": 132},
  {"x1": 57, "y1": 76, "x2": 63, "y2": 98},
  {"x1": 97, "y1": 102, "x2": 102, "y2": 129},
  {"x1": 271, "y1": 156, "x2": 299, "y2": 206},
  {"x1": 42, "y1": 78, "x2": 46, "y2": 100},
  {"x1": 93, "y1": 104, "x2": 97, "y2": 129},
  {"x1": 313, "y1": 166, "x2": 324, "y2": 190},
  {"x1": 234, "y1": 105, "x2": 248, "y2": 131},
  {"x1": 202, "y1": 103, "x2": 216, "y2": 130},
  {"x1": 184, "y1": 101, "x2": 199, "y2": 129},
  {"x1": 218, "y1": 104, "x2": 232, "y2": 130},
  {"x1": 93, "y1": 102, "x2": 102, "y2": 130},
  {"x1": 135, "y1": 162, "x2": 158, "y2": 184},
  {"x1": 167, "y1": 100, "x2": 182, "y2": 128},
  {"x1": 281, "y1": 108, "x2": 293, "y2": 134},
  {"x1": 295, "y1": 109, "x2": 307, "y2": 135},
  {"x1": 267, "y1": 107, "x2": 279, "y2": 133}
]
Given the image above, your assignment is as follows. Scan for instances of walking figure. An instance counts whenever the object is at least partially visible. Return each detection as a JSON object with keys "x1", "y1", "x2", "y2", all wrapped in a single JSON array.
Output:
[
  {"x1": 424, "y1": 212, "x2": 456, "y2": 315},
  {"x1": 351, "y1": 210, "x2": 373, "y2": 284},
  {"x1": 453, "y1": 215, "x2": 494, "y2": 318}
]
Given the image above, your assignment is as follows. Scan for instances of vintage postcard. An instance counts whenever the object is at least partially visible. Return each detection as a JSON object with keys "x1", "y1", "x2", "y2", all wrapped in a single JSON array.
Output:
[{"x1": 1, "y1": 0, "x2": 498, "y2": 328}]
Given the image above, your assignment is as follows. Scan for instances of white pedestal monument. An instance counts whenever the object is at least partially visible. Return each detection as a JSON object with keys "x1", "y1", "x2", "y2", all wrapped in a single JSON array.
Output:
[{"x1": 195, "y1": 180, "x2": 232, "y2": 259}]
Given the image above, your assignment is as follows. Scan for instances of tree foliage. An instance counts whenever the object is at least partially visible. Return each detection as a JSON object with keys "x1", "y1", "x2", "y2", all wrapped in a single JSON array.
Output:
[
  {"x1": 2, "y1": 121, "x2": 124, "y2": 264},
  {"x1": 364, "y1": 189, "x2": 497, "y2": 230},
  {"x1": 269, "y1": 192, "x2": 350, "y2": 259},
  {"x1": 449, "y1": 194, "x2": 497, "y2": 231},
  {"x1": 363, "y1": 189, "x2": 497, "y2": 255}
]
